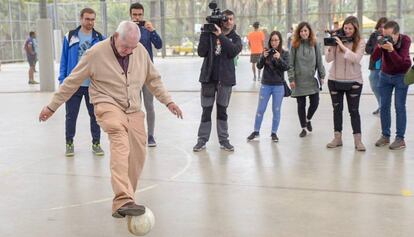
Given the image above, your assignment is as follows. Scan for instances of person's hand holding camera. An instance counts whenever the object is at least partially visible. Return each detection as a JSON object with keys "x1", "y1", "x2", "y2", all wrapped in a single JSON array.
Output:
[
  {"x1": 334, "y1": 36, "x2": 346, "y2": 51},
  {"x1": 381, "y1": 41, "x2": 394, "y2": 52},
  {"x1": 272, "y1": 50, "x2": 280, "y2": 60},
  {"x1": 263, "y1": 48, "x2": 269, "y2": 58},
  {"x1": 213, "y1": 24, "x2": 222, "y2": 36},
  {"x1": 144, "y1": 21, "x2": 155, "y2": 32}
]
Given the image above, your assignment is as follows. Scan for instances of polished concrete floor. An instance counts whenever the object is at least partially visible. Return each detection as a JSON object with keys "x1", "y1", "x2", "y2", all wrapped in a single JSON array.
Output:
[{"x1": 1, "y1": 57, "x2": 414, "y2": 236}]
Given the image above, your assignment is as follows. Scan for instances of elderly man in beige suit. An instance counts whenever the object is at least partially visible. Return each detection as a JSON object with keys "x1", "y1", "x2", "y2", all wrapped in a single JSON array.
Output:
[{"x1": 39, "y1": 21, "x2": 183, "y2": 218}]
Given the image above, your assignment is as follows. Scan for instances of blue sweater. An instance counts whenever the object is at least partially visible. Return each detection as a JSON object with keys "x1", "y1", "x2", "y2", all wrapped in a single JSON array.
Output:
[
  {"x1": 59, "y1": 26, "x2": 104, "y2": 85},
  {"x1": 138, "y1": 26, "x2": 162, "y2": 61}
]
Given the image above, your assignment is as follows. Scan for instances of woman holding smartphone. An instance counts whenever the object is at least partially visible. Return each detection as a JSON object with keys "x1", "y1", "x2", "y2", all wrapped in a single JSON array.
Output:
[{"x1": 247, "y1": 31, "x2": 290, "y2": 142}]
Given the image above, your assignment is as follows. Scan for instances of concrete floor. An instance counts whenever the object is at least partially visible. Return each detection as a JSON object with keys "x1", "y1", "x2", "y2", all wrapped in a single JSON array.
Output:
[{"x1": 1, "y1": 57, "x2": 414, "y2": 236}]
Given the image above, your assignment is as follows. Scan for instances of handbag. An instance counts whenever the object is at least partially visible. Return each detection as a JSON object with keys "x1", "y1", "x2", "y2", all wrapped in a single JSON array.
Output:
[
  {"x1": 404, "y1": 65, "x2": 414, "y2": 86},
  {"x1": 283, "y1": 80, "x2": 291, "y2": 97}
]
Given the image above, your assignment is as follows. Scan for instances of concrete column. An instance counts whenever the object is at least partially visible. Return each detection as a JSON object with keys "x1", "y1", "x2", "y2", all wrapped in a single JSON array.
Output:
[
  {"x1": 53, "y1": 0, "x2": 59, "y2": 29},
  {"x1": 286, "y1": 0, "x2": 293, "y2": 34},
  {"x1": 357, "y1": 0, "x2": 363, "y2": 30},
  {"x1": 100, "y1": 0, "x2": 108, "y2": 37},
  {"x1": 298, "y1": 0, "x2": 304, "y2": 21},
  {"x1": 37, "y1": 0, "x2": 55, "y2": 92},
  {"x1": 54, "y1": 30, "x2": 62, "y2": 63},
  {"x1": 396, "y1": 0, "x2": 404, "y2": 32},
  {"x1": 160, "y1": 0, "x2": 166, "y2": 58}
]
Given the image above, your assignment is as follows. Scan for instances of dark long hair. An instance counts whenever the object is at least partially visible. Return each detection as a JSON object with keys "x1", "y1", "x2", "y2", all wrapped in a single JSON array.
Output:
[
  {"x1": 375, "y1": 17, "x2": 388, "y2": 30},
  {"x1": 342, "y1": 16, "x2": 361, "y2": 52},
  {"x1": 267, "y1": 31, "x2": 283, "y2": 53},
  {"x1": 292, "y1": 22, "x2": 316, "y2": 49}
]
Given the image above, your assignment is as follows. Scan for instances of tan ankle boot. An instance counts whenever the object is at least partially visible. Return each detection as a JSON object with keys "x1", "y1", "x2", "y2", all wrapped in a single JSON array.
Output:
[
  {"x1": 353, "y1": 133, "x2": 366, "y2": 151},
  {"x1": 327, "y1": 132, "x2": 342, "y2": 148}
]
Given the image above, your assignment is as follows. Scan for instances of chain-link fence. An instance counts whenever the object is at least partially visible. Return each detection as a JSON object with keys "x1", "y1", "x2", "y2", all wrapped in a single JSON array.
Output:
[{"x1": 1, "y1": 0, "x2": 414, "y2": 62}]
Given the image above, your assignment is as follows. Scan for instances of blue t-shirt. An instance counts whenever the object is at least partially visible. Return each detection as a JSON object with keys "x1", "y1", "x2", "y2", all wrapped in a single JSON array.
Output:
[
  {"x1": 375, "y1": 59, "x2": 382, "y2": 70},
  {"x1": 78, "y1": 31, "x2": 92, "y2": 87}
]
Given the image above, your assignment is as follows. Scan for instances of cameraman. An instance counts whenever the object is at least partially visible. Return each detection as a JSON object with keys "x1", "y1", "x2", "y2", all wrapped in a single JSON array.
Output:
[
  {"x1": 372, "y1": 20, "x2": 412, "y2": 150},
  {"x1": 325, "y1": 16, "x2": 366, "y2": 151},
  {"x1": 193, "y1": 9, "x2": 242, "y2": 152},
  {"x1": 365, "y1": 17, "x2": 388, "y2": 115},
  {"x1": 130, "y1": 2, "x2": 162, "y2": 147}
]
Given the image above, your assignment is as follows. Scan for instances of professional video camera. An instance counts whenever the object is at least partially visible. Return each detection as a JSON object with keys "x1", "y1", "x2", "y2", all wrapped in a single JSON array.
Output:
[
  {"x1": 324, "y1": 29, "x2": 353, "y2": 46},
  {"x1": 202, "y1": 1, "x2": 228, "y2": 33},
  {"x1": 378, "y1": 35, "x2": 394, "y2": 45}
]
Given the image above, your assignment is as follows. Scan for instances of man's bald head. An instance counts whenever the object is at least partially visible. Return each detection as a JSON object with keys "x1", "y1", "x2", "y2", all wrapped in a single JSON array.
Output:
[{"x1": 114, "y1": 21, "x2": 141, "y2": 57}]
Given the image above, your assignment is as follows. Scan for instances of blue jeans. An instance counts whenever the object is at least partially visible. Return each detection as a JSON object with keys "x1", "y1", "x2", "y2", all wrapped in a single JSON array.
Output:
[
  {"x1": 254, "y1": 84, "x2": 284, "y2": 133},
  {"x1": 378, "y1": 72, "x2": 408, "y2": 139},
  {"x1": 65, "y1": 87, "x2": 101, "y2": 144},
  {"x1": 369, "y1": 69, "x2": 381, "y2": 109}
]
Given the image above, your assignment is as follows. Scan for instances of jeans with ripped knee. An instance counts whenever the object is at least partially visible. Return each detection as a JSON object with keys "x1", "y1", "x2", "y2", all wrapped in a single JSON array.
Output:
[
  {"x1": 328, "y1": 80, "x2": 363, "y2": 134},
  {"x1": 253, "y1": 84, "x2": 285, "y2": 134}
]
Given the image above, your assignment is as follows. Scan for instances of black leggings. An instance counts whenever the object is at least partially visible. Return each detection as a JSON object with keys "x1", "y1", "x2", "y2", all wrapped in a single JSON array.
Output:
[
  {"x1": 328, "y1": 80, "x2": 363, "y2": 134},
  {"x1": 296, "y1": 93, "x2": 319, "y2": 128}
]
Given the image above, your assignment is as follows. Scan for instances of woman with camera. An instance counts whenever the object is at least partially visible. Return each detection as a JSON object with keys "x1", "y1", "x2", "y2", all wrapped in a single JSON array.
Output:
[
  {"x1": 325, "y1": 16, "x2": 366, "y2": 151},
  {"x1": 366, "y1": 17, "x2": 388, "y2": 115},
  {"x1": 247, "y1": 31, "x2": 289, "y2": 142},
  {"x1": 288, "y1": 22, "x2": 325, "y2": 138}
]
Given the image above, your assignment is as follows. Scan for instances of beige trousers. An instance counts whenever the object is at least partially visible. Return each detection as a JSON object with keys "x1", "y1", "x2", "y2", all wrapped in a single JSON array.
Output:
[{"x1": 94, "y1": 103, "x2": 147, "y2": 214}]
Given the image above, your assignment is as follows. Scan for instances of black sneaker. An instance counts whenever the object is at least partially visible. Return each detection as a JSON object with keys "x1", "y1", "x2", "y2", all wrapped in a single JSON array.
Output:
[
  {"x1": 193, "y1": 140, "x2": 206, "y2": 152},
  {"x1": 220, "y1": 140, "x2": 234, "y2": 151},
  {"x1": 112, "y1": 202, "x2": 146, "y2": 218},
  {"x1": 148, "y1": 135, "x2": 157, "y2": 147},
  {"x1": 271, "y1": 133, "x2": 279, "y2": 142},
  {"x1": 306, "y1": 121, "x2": 313, "y2": 132},
  {"x1": 247, "y1": 131, "x2": 259, "y2": 141},
  {"x1": 299, "y1": 129, "x2": 307, "y2": 138}
]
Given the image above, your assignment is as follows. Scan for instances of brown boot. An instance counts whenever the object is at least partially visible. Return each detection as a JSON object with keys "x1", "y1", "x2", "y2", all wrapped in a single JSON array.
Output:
[
  {"x1": 327, "y1": 132, "x2": 342, "y2": 148},
  {"x1": 353, "y1": 133, "x2": 366, "y2": 151}
]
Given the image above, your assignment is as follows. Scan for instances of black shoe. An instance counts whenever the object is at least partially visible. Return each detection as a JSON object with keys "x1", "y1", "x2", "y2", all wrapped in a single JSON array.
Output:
[
  {"x1": 112, "y1": 202, "x2": 146, "y2": 218},
  {"x1": 299, "y1": 129, "x2": 307, "y2": 138},
  {"x1": 148, "y1": 135, "x2": 157, "y2": 147},
  {"x1": 306, "y1": 121, "x2": 312, "y2": 132},
  {"x1": 247, "y1": 131, "x2": 259, "y2": 141},
  {"x1": 220, "y1": 140, "x2": 234, "y2": 151},
  {"x1": 271, "y1": 133, "x2": 279, "y2": 142},
  {"x1": 193, "y1": 140, "x2": 206, "y2": 152}
]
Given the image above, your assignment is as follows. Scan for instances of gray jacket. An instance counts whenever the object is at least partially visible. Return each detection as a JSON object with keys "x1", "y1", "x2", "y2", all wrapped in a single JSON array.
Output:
[{"x1": 288, "y1": 41, "x2": 325, "y2": 97}]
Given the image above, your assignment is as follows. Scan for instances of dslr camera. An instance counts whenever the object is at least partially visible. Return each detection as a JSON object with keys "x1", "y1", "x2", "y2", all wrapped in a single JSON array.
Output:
[
  {"x1": 324, "y1": 29, "x2": 353, "y2": 46},
  {"x1": 202, "y1": 1, "x2": 228, "y2": 33},
  {"x1": 268, "y1": 48, "x2": 278, "y2": 55},
  {"x1": 378, "y1": 35, "x2": 394, "y2": 45}
]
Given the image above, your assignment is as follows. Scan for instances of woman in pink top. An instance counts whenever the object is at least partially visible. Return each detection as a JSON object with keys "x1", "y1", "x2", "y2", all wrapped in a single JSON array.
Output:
[{"x1": 325, "y1": 16, "x2": 366, "y2": 151}]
